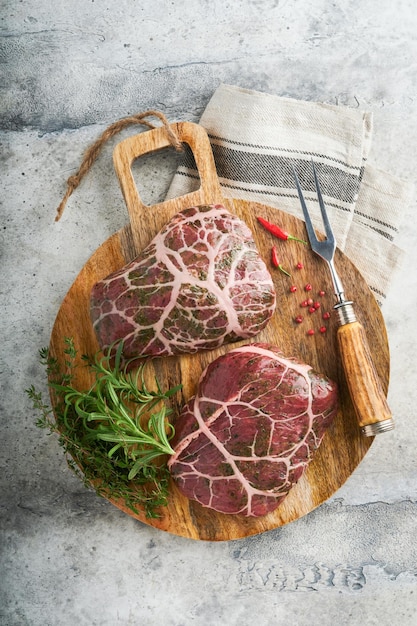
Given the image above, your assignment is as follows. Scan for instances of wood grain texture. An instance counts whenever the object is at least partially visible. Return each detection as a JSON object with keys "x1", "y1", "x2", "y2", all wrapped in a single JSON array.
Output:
[
  {"x1": 337, "y1": 321, "x2": 392, "y2": 428},
  {"x1": 49, "y1": 122, "x2": 390, "y2": 541}
]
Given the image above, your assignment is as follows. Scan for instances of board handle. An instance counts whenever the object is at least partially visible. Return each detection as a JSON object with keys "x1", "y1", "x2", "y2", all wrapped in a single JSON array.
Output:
[
  {"x1": 113, "y1": 121, "x2": 224, "y2": 253},
  {"x1": 336, "y1": 317, "x2": 394, "y2": 436}
]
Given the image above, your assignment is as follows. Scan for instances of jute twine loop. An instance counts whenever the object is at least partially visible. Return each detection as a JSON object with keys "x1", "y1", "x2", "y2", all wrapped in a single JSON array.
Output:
[{"x1": 55, "y1": 109, "x2": 183, "y2": 221}]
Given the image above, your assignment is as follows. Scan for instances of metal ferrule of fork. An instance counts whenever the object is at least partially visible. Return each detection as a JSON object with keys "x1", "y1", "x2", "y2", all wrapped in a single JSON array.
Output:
[{"x1": 334, "y1": 301, "x2": 357, "y2": 326}]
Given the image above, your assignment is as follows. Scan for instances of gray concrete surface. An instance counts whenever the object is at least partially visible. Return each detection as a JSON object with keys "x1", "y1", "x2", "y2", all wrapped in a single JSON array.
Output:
[{"x1": 1, "y1": 1, "x2": 417, "y2": 625}]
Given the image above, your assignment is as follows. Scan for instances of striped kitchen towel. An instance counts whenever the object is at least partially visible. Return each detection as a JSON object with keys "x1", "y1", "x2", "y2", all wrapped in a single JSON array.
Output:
[{"x1": 166, "y1": 84, "x2": 413, "y2": 305}]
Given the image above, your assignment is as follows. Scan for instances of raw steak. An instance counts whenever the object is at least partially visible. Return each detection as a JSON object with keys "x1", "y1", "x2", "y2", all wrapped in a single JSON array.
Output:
[
  {"x1": 168, "y1": 343, "x2": 338, "y2": 517},
  {"x1": 90, "y1": 204, "x2": 276, "y2": 360}
]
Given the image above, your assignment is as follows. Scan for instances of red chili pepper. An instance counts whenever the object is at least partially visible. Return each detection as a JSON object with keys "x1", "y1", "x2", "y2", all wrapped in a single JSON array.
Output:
[
  {"x1": 257, "y1": 216, "x2": 307, "y2": 244},
  {"x1": 271, "y1": 246, "x2": 291, "y2": 276}
]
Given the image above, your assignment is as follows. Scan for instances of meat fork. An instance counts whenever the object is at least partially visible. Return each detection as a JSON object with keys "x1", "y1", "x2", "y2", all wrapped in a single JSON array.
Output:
[{"x1": 292, "y1": 162, "x2": 394, "y2": 436}]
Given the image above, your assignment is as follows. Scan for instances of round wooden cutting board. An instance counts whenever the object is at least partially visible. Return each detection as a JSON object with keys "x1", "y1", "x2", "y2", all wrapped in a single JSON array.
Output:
[{"x1": 49, "y1": 122, "x2": 389, "y2": 541}]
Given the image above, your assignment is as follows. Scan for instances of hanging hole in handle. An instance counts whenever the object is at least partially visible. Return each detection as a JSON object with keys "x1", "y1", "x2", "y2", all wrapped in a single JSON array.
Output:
[
  {"x1": 130, "y1": 142, "x2": 201, "y2": 207},
  {"x1": 113, "y1": 122, "x2": 225, "y2": 231}
]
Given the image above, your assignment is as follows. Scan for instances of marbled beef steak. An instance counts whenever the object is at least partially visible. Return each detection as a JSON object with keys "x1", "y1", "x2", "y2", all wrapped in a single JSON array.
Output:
[
  {"x1": 90, "y1": 205, "x2": 276, "y2": 360},
  {"x1": 168, "y1": 343, "x2": 338, "y2": 517}
]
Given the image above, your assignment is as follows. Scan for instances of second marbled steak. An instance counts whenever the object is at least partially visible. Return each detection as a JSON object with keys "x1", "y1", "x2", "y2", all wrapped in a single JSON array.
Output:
[{"x1": 168, "y1": 343, "x2": 338, "y2": 517}]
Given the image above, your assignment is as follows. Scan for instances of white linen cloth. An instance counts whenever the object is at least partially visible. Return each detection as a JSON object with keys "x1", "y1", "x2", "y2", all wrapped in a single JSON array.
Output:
[{"x1": 167, "y1": 84, "x2": 413, "y2": 305}]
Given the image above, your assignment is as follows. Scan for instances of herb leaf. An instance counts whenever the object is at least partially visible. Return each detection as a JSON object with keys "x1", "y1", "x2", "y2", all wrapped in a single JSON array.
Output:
[{"x1": 26, "y1": 339, "x2": 182, "y2": 518}]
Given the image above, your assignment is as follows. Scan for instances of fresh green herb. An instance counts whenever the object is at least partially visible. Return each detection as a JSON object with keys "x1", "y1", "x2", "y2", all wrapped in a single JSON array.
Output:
[{"x1": 26, "y1": 338, "x2": 182, "y2": 518}]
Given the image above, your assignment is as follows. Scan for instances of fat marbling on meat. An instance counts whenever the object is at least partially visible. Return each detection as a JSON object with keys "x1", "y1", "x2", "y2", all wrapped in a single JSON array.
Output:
[
  {"x1": 168, "y1": 343, "x2": 338, "y2": 517},
  {"x1": 90, "y1": 205, "x2": 276, "y2": 361}
]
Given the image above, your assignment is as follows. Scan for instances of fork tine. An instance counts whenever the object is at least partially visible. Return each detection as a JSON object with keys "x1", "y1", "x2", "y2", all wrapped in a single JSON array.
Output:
[
  {"x1": 311, "y1": 161, "x2": 334, "y2": 243},
  {"x1": 291, "y1": 165, "x2": 319, "y2": 245}
]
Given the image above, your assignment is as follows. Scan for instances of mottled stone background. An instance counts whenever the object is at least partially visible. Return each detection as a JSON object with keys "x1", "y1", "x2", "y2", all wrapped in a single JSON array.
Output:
[{"x1": 1, "y1": 1, "x2": 417, "y2": 624}]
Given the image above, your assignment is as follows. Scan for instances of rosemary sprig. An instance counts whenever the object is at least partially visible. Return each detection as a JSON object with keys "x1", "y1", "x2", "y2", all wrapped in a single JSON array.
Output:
[{"x1": 26, "y1": 338, "x2": 182, "y2": 518}]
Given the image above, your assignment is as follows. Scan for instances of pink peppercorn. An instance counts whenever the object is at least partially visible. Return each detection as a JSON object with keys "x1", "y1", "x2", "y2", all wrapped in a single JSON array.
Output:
[
  {"x1": 308, "y1": 306, "x2": 316, "y2": 314},
  {"x1": 319, "y1": 326, "x2": 327, "y2": 333},
  {"x1": 305, "y1": 283, "x2": 312, "y2": 292},
  {"x1": 322, "y1": 311, "x2": 331, "y2": 320},
  {"x1": 296, "y1": 262, "x2": 304, "y2": 270},
  {"x1": 295, "y1": 315, "x2": 303, "y2": 324},
  {"x1": 307, "y1": 329, "x2": 315, "y2": 336},
  {"x1": 289, "y1": 285, "x2": 297, "y2": 293},
  {"x1": 313, "y1": 301, "x2": 321, "y2": 309}
]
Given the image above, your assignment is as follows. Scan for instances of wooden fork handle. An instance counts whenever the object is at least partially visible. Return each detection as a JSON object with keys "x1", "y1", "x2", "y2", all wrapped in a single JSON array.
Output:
[{"x1": 337, "y1": 320, "x2": 394, "y2": 436}]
